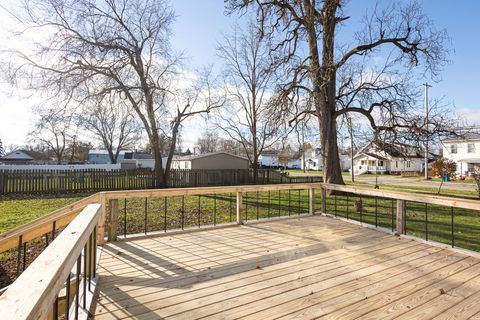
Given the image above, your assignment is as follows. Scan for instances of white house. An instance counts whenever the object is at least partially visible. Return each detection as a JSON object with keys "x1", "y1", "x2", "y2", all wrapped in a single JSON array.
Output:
[
  {"x1": 351, "y1": 141, "x2": 425, "y2": 175},
  {"x1": 0, "y1": 149, "x2": 51, "y2": 164},
  {"x1": 442, "y1": 132, "x2": 480, "y2": 176},
  {"x1": 300, "y1": 147, "x2": 351, "y2": 171},
  {"x1": 258, "y1": 151, "x2": 279, "y2": 167}
]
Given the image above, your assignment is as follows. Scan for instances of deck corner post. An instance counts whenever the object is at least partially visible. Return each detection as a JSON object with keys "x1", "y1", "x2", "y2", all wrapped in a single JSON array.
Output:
[
  {"x1": 236, "y1": 192, "x2": 243, "y2": 224},
  {"x1": 321, "y1": 187, "x2": 327, "y2": 214},
  {"x1": 396, "y1": 199, "x2": 406, "y2": 235},
  {"x1": 97, "y1": 193, "x2": 107, "y2": 245},
  {"x1": 309, "y1": 188, "x2": 315, "y2": 215},
  {"x1": 108, "y1": 199, "x2": 119, "y2": 242}
]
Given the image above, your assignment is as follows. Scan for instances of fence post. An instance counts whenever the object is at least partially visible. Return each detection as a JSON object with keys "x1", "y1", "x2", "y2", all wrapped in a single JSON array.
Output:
[
  {"x1": 97, "y1": 193, "x2": 107, "y2": 245},
  {"x1": 236, "y1": 192, "x2": 243, "y2": 224},
  {"x1": 309, "y1": 188, "x2": 315, "y2": 215},
  {"x1": 321, "y1": 187, "x2": 327, "y2": 213},
  {"x1": 108, "y1": 199, "x2": 119, "y2": 242},
  {"x1": 396, "y1": 199, "x2": 406, "y2": 235}
]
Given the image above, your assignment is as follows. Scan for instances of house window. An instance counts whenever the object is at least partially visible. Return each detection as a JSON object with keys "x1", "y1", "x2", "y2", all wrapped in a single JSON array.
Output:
[
  {"x1": 361, "y1": 160, "x2": 366, "y2": 165},
  {"x1": 468, "y1": 143, "x2": 475, "y2": 153},
  {"x1": 406, "y1": 161, "x2": 411, "y2": 168},
  {"x1": 395, "y1": 160, "x2": 398, "y2": 167},
  {"x1": 450, "y1": 144, "x2": 458, "y2": 154}
]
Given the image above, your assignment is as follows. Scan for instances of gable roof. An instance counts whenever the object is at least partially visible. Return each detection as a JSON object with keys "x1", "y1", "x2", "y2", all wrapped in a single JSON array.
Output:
[
  {"x1": 0, "y1": 149, "x2": 50, "y2": 161},
  {"x1": 174, "y1": 152, "x2": 249, "y2": 162},
  {"x1": 443, "y1": 132, "x2": 480, "y2": 143},
  {"x1": 355, "y1": 141, "x2": 423, "y2": 159}
]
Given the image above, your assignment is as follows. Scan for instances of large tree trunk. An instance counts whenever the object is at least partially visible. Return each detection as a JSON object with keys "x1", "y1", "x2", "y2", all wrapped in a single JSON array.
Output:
[
  {"x1": 150, "y1": 132, "x2": 167, "y2": 188},
  {"x1": 316, "y1": 0, "x2": 345, "y2": 185}
]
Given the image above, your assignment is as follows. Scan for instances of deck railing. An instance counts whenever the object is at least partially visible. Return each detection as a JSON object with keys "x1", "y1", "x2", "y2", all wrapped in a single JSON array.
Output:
[
  {"x1": 1, "y1": 182, "x2": 480, "y2": 319},
  {"x1": 321, "y1": 183, "x2": 480, "y2": 253},
  {"x1": 0, "y1": 204, "x2": 101, "y2": 320}
]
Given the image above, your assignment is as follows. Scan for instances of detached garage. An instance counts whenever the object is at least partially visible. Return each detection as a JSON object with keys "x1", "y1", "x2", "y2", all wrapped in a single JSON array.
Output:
[{"x1": 171, "y1": 152, "x2": 249, "y2": 170}]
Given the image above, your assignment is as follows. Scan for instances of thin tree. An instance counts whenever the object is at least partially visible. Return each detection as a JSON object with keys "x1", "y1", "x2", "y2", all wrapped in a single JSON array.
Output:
[
  {"x1": 216, "y1": 23, "x2": 287, "y2": 181},
  {"x1": 77, "y1": 94, "x2": 140, "y2": 164},
  {"x1": 30, "y1": 107, "x2": 73, "y2": 164},
  {"x1": 227, "y1": 0, "x2": 451, "y2": 185}
]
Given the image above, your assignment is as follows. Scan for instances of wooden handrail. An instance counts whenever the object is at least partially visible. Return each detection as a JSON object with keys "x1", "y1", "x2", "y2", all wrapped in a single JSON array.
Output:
[
  {"x1": 0, "y1": 204, "x2": 101, "y2": 320},
  {"x1": 2, "y1": 182, "x2": 480, "y2": 255},
  {"x1": 321, "y1": 183, "x2": 480, "y2": 211}
]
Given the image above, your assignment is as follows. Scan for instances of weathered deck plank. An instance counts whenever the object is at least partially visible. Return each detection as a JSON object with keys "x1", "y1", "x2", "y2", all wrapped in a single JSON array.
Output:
[{"x1": 93, "y1": 215, "x2": 480, "y2": 320}]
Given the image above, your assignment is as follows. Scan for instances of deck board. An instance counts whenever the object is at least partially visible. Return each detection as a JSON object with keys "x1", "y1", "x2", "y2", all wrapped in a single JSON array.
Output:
[{"x1": 93, "y1": 215, "x2": 480, "y2": 320}]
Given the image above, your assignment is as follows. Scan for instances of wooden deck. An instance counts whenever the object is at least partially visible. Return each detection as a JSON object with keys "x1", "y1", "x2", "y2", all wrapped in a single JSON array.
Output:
[{"x1": 93, "y1": 215, "x2": 480, "y2": 320}]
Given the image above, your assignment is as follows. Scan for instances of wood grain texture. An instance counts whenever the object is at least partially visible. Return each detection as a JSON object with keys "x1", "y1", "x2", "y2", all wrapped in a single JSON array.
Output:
[{"x1": 93, "y1": 215, "x2": 480, "y2": 320}]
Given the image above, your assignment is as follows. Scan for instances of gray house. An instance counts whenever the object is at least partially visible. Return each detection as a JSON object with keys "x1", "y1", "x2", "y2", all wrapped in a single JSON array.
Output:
[{"x1": 171, "y1": 152, "x2": 249, "y2": 170}]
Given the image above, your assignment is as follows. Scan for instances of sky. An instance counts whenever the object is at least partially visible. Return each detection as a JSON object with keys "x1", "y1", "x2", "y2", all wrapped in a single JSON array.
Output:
[{"x1": 0, "y1": 0, "x2": 479, "y2": 150}]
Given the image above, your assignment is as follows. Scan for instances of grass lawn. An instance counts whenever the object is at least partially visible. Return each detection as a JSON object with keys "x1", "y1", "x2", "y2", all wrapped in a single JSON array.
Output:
[{"x1": 0, "y1": 195, "x2": 85, "y2": 234}]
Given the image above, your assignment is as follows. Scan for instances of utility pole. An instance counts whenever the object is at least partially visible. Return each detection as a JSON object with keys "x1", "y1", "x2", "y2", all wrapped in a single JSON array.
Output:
[
  {"x1": 347, "y1": 117, "x2": 355, "y2": 182},
  {"x1": 424, "y1": 82, "x2": 432, "y2": 180}
]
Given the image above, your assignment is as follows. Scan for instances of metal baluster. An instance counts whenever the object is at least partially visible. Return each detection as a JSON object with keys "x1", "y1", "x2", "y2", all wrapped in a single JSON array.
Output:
[
  {"x1": 198, "y1": 195, "x2": 201, "y2": 228},
  {"x1": 83, "y1": 244, "x2": 87, "y2": 308},
  {"x1": 334, "y1": 194, "x2": 337, "y2": 217},
  {"x1": 88, "y1": 234, "x2": 92, "y2": 291},
  {"x1": 360, "y1": 195, "x2": 363, "y2": 224},
  {"x1": 164, "y1": 197, "x2": 168, "y2": 232},
  {"x1": 53, "y1": 295, "x2": 59, "y2": 320},
  {"x1": 93, "y1": 227, "x2": 97, "y2": 277},
  {"x1": 286, "y1": 190, "x2": 291, "y2": 216},
  {"x1": 181, "y1": 195, "x2": 185, "y2": 230},
  {"x1": 404, "y1": 202, "x2": 408, "y2": 234},
  {"x1": 391, "y1": 199, "x2": 395, "y2": 232},
  {"x1": 75, "y1": 255, "x2": 81, "y2": 319},
  {"x1": 278, "y1": 190, "x2": 281, "y2": 217},
  {"x1": 52, "y1": 221, "x2": 56, "y2": 240},
  {"x1": 425, "y1": 203, "x2": 429, "y2": 241},
  {"x1": 23, "y1": 242, "x2": 27, "y2": 271},
  {"x1": 375, "y1": 197, "x2": 378, "y2": 228},
  {"x1": 298, "y1": 189, "x2": 301, "y2": 215},
  {"x1": 214, "y1": 194, "x2": 217, "y2": 226},
  {"x1": 268, "y1": 191, "x2": 271, "y2": 218},
  {"x1": 346, "y1": 193, "x2": 349, "y2": 219},
  {"x1": 451, "y1": 207, "x2": 455, "y2": 248},
  {"x1": 45, "y1": 233, "x2": 49, "y2": 247},
  {"x1": 229, "y1": 193, "x2": 233, "y2": 223},
  {"x1": 245, "y1": 192, "x2": 248, "y2": 221},
  {"x1": 256, "y1": 191, "x2": 259, "y2": 220},
  {"x1": 144, "y1": 198, "x2": 148, "y2": 235},
  {"x1": 123, "y1": 199, "x2": 127, "y2": 237},
  {"x1": 16, "y1": 235, "x2": 22, "y2": 276},
  {"x1": 65, "y1": 273, "x2": 71, "y2": 320}
]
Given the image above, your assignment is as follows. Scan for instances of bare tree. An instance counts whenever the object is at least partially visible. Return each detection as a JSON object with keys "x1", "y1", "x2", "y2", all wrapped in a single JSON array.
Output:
[
  {"x1": 30, "y1": 107, "x2": 74, "y2": 164},
  {"x1": 227, "y1": 0, "x2": 450, "y2": 185},
  {"x1": 216, "y1": 22, "x2": 287, "y2": 181},
  {"x1": 5, "y1": 0, "x2": 222, "y2": 187},
  {"x1": 196, "y1": 133, "x2": 220, "y2": 154},
  {"x1": 77, "y1": 94, "x2": 140, "y2": 164}
]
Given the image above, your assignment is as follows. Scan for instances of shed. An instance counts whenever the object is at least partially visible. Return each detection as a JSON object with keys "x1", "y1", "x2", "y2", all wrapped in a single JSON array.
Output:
[{"x1": 171, "y1": 152, "x2": 249, "y2": 170}]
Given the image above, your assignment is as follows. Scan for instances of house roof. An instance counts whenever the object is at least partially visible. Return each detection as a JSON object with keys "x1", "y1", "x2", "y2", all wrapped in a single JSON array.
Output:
[
  {"x1": 354, "y1": 141, "x2": 424, "y2": 160},
  {"x1": 124, "y1": 152, "x2": 154, "y2": 160},
  {"x1": 89, "y1": 149, "x2": 131, "y2": 155},
  {"x1": 174, "y1": 152, "x2": 249, "y2": 162},
  {"x1": 442, "y1": 132, "x2": 480, "y2": 143},
  {"x1": 0, "y1": 149, "x2": 50, "y2": 161}
]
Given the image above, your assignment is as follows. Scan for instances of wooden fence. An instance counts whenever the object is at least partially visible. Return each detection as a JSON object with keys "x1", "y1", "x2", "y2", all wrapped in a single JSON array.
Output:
[{"x1": 0, "y1": 169, "x2": 322, "y2": 195}]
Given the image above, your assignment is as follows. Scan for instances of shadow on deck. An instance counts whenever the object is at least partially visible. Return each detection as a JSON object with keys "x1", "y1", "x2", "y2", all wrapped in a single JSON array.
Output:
[{"x1": 93, "y1": 215, "x2": 480, "y2": 320}]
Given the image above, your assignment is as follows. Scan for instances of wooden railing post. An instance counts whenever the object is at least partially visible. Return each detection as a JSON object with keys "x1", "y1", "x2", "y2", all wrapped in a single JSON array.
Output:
[
  {"x1": 396, "y1": 199, "x2": 406, "y2": 235},
  {"x1": 321, "y1": 187, "x2": 327, "y2": 213},
  {"x1": 236, "y1": 192, "x2": 243, "y2": 224},
  {"x1": 108, "y1": 199, "x2": 119, "y2": 242},
  {"x1": 97, "y1": 193, "x2": 107, "y2": 245},
  {"x1": 309, "y1": 188, "x2": 315, "y2": 215}
]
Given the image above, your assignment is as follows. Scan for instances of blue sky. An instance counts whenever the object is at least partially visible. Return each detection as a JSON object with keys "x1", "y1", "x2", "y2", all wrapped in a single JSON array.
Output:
[
  {"x1": 0, "y1": 0, "x2": 479, "y2": 148},
  {"x1": 172, "y1": 0, "x2": 480, "y2": 111}
]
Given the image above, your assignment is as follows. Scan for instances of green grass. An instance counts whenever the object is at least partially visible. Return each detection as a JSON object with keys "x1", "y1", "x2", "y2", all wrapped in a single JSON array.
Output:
[
  {"x1": 0, "y1": 195, "x2": 84, "y2": 234},
  {"x1": 324, "y1": 193, "x2": 480, "y2": 253}
]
